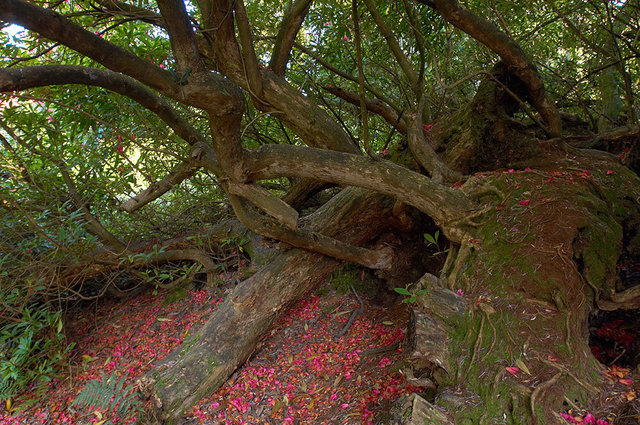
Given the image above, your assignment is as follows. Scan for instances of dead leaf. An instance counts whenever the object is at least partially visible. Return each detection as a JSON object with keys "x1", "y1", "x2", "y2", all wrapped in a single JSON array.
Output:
[
  {"x1": 515, "y1": 359, "x2": 531, "y2": 375},
  {"x1": 333, "y1": 375, "x2": 342, "y2": 387},
  {"x1": 270, "y1": 399, "x2": 282, "y2": 417}
]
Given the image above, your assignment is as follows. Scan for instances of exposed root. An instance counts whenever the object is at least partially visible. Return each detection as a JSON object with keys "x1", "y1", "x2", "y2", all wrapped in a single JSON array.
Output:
[
  {"x1": 446, "y1": 236, "x2": 474, "y2": 290},
  {"x1": 530, "y1": 372, "x2": 562, "y2": 421},
  {"x1": 465, "y1": 312, "x2": 486, "y2": 379},
  {"x1": 479, "y1": 304, "x2": 497, "y2": 362},
  {"x1": 539, "y1": 357, "x2": 599, "y2": 395},
  {"x1": 462, "y1": 183, "x2": 505, "y2": 203}
]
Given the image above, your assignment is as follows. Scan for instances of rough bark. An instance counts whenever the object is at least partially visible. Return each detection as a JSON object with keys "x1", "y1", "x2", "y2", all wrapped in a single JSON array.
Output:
[{"x1": 140, "y1": 187, "x2": 396, "y2": 423}]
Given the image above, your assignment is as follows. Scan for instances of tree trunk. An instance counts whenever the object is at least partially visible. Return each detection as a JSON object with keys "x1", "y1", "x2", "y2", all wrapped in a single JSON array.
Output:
[
  {"x1": 402, "y1": 146, "x2": 640, "y2": 423},
  {"x1": 139, "y1": 187, "x2": 396, "y2": 423}
]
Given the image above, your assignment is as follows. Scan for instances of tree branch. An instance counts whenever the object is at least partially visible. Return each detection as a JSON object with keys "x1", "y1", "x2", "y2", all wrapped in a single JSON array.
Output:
[
  {"x1": 92, "y1": 0, "x2": 165, "y2": 27},
  {"x1": 227, "y1": 194, "x2": 392, "y2": 269},
  {"x1": 269, "y1": 0, "x2": 313, "y2": 76},
  {"x1": 233, "y1": 0, "x2": 264, "y2": 99},
  {"x1": 0, "y1": 0, "x2": 178, "y2": 94},
  {"x1": 431, "y1": 0, "x2": 562, "y2": 137},
  {"x1": 0, "y1": 65, "x2": 208, "y2": 147},
  {"x1": 362, "y1": 0, "x2": 419, "y2": 93},
  {"x1": 407, "y1": 96, "x2": 462, "y2": 183},
  {"x1": 226, "y1": 182, "x2": 299, "y2": 230},
  {"x1": 120, "y1": 158, "x2": 200, "y2": 213},
  {"x1": 246, "y1": 145, "x2": 476, "y2": 236},
  {"x1": 156, "y1": 0, "x2": 206, "y2": 74},
  {"x1": 326, "y1": 85, "x2": 408, "y2": 134}
]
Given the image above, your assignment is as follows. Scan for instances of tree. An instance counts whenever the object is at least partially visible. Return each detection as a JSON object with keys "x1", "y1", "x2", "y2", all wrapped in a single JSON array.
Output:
[{"x1": 1, "y1": 0, "x2": 639, "y2": 423}]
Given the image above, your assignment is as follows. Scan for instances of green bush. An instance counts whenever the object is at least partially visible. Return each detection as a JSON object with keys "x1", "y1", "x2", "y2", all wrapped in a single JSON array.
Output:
[{"x1": 0, "y1": 299, "x2": 74, "y2": 402}]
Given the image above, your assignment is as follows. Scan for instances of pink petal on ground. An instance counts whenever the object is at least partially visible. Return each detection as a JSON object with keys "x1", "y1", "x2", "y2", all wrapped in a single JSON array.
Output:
[{"x1": 506, "y1": 367, "x2": 519, "y2": 375}]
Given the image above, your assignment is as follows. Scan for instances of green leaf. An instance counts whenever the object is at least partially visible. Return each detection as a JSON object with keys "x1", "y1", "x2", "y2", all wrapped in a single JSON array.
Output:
[{"x1": 393, "y1": 287, "x2": 411, "y2": 296}]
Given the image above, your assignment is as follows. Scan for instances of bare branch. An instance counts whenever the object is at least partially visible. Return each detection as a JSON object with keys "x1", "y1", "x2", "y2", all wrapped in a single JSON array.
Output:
[
  {"x1": 326, "y1": 85, "x2": 408, "y2": 134},
  {"x1": 120, "y1": 159, "x2": 199, "y2": 212},
  {"x1": 269, "y1": 0, "x2": 313, "y2": 76}
]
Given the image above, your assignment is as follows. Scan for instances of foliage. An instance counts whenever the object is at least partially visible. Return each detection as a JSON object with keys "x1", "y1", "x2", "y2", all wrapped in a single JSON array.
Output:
[
  {"x1": 71, "y1": 371, "x2": 143, "y2": 424},
  {"x1": 393, "y1": 284, "x2": 429, "y2": 304},
  {"x1": 423, "y1": 230, "x2": 449, "y2": 257},
  {"x1": 0, "y1": 301, "x2": 74, "y2": 402}
]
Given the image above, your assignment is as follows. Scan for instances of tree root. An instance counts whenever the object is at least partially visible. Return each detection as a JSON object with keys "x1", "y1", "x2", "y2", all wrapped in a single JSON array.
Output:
[
  {"x1": 530, "y1": 372, "x2": 562, "y2": 421},
  {"x1": 445, "y1": 236, "x2": 474, "y2": 290},
  {"x1": 539, "y1": 356, "x2": 599, "y2": 394}
]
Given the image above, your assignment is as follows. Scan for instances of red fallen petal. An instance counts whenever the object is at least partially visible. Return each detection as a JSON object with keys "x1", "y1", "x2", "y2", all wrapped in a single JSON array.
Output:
[
  {"x1": 519, "y1": 200, "x2": 530, "y2": 206},
  {"x1": 506, "y1": 367, "x2": 519, "y2": 375},
  {"x1": 547, "y1": 176, "x2": 554, "y2": 183},
  {"x1": 560, "y1": 412, "x2": 575, "y2": 422},
  {"x1": 606, "y1": 170, "x2": 614, "y2": 175},
  {"x1": 584, "y1": 413, "x2": 596, "y2": 424},
  {"x1": 117, "y1": 146, "x2": 124, "y2": 153},
  {"x1": 422, "y1": 123, "x2": 433, "y2": 131},
  {"x1": 508, "y1": 169, "x2": 515, "y2": 173},
  {"x1": 619, "y1": 378, "x2": 633, "y2": 385},
  {"x1": 547, "y1": 355, "x2": 558, "y2": 362},
  {"x1": 583, "y1": 170, "x2": 591, "y2": 175}
]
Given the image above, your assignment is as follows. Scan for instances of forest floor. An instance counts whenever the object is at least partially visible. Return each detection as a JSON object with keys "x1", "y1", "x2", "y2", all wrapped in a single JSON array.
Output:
[{"x1": 0, "y1": 281, "x2": 423, "y2": 425}]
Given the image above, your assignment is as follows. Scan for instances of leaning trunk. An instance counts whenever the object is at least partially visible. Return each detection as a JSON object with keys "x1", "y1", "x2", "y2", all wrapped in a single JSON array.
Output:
[{"x1": 139, "y1": 187, "x2": 396, "y2": 423}]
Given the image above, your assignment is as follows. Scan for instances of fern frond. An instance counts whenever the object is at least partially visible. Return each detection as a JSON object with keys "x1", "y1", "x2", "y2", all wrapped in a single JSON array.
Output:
[{"x1": 72, "y1": 372, "x2": 143, "y2": 421}]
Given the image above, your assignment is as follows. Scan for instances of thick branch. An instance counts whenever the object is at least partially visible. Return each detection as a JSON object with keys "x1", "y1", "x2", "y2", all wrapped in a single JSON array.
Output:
[
  {"x1": 156, "y1": 0, "x2": 206, "y2": 74},
  {"x1": 269, "y1": 0, "x2": 313, "y2": 76},
  {"x1": 0, "y1": 65, "x2": 207, "y2": 147},
  {"x1": 246, "y1": 145, "x2": 476, "y2": 236},
  {"x1": 226, "y1": 182, "x2": 299, "y2": 230},
  {"x1": 407, "y1": 97, "x2": 462, "y2": 183},
  {"x1": 228, "y1": 194, "x2": 391, "y2": 269},
  {"x1": 431, "y1": 0, "x2": 562, "y2": 137},
  {"x1": 0, "y1": 0, "x2": 177, "y2": 94},
  {"x1": 233, "y1": 0, "x2": 264, "y2": 98}
]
